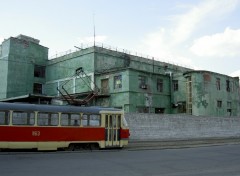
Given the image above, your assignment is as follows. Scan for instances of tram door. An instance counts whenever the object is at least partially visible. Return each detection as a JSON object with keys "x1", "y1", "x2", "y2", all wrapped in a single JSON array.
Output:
[{"x1": 105, "y1": 114, "x2": 121, "y2": 147}]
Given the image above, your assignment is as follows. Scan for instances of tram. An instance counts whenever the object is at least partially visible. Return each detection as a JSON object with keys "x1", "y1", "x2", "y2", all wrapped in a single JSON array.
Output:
[{"x1": 0, "y1": 102, "x2": 130, "y2": 151}]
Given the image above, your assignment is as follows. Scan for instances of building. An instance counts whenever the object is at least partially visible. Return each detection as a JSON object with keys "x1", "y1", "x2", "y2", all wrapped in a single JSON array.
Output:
[
  {"x1": 0, "y1": 35, "x2": 49, "y2": 103},
  {"x1": 184, "y1": 71, "x2": 239, "y2": 116},
  {"x1": 0, "y1": 35, "x2": 239, "y2": 116}
]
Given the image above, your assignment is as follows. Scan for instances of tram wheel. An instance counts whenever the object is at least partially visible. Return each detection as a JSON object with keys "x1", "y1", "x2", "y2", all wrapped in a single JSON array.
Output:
[
  {"x1": 90, "y1": 143, "x2": 99, "y2": 150},
  {"x1": 66, "y1": 144, "x2": 75, "y2": 151}
]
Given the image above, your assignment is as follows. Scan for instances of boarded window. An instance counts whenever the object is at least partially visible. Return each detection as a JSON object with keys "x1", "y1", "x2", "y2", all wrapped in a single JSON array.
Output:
[{"x1": 203, "y1": 73, "x2": 211, "y2": 82}]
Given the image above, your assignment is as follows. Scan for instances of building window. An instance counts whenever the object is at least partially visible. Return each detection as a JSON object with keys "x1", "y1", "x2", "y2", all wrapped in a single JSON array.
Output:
[
  {"x1": 139, "y1": 75, "x2": 147, "y2": 89},
  {"x1": 34, "y1": 65, "x2": 46, "y2": 78},
  {"x1": 137, "y1": 106, "x2": 149, "y2": 113},
  {"x1": 157, "y1": 79, "x2": 163, "y2": 92},
  {"x1": 227, "y1": 109, "x2": 232, "y2": 116},
  {"x1": 173, "y1": 80, "x2": 178, "y2": 91},
  {"x1": 33, "y1": 83, "x2": 42, "y2": 94},
  {"x1": 216, "y1": 78, "x2": 221, "y2": 90},
  {"x1": 227, "y1": 101, "x2": 232, "y2": 116},
  {"x1": 217, "y1": 100, "x2": 222, "y2": 108},
  {"x1": 226, "y1": 80, "x2": 231, "y2": 92},
  {"x1": 155, "y1": 108, "x2": 165, "y2": 114},
  {"x1": 227, "y1": 101, "x2": 231, "y2": 108},
  {"x1": 114, "y1": 75, "x2": 122, "y2": 89}
]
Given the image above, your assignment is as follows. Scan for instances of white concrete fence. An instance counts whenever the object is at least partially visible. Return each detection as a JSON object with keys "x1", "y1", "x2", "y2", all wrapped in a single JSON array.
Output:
[{"x1": 125, "y1": 113, "x2": 240, "y2": 141}]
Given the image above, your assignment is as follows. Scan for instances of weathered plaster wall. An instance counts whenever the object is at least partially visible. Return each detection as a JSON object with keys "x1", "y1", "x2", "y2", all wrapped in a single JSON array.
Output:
[
  {"x1": 186, "y1": 71, "x2": 240, "y2": 116},
  {"x1": 46, "y1": 48, "x2": 95, "y2": 96},
  {"x1": 0, "y1": 37, "x2": 48, "y2": 98}
]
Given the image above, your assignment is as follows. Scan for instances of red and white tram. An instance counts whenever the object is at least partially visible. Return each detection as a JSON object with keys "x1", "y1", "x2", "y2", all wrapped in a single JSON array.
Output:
[{"x1": 0, "y1": 102, "x2": 130, "y2": 151}]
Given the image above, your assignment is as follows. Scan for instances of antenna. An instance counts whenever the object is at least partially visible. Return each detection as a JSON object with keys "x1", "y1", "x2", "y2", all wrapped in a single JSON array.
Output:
[{"x1": 93, "y1": 13, "x2": 96, "y2": 46}]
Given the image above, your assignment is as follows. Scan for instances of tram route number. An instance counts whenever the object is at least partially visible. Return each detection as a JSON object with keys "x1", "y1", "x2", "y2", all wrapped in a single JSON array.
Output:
[{"x1": 32, "y1": 131, "x2": 40, "y2": 136}]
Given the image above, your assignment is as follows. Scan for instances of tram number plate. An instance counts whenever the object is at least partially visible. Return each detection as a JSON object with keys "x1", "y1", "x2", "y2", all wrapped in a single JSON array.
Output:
[{"x1": 32, "y1": 131, "x2": 40, "y2": 136}]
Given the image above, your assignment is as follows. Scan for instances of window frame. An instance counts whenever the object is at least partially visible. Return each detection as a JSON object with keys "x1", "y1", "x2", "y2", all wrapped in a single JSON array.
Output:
[
  {"x1": 34, "y1": 65, "x2": 46, "y2": 78},
  {"x1": 139, "y1": 75, "x2": 147, "y2": 89},
  {"x1": 173, "y1": 80, "x2": 178, "y2": 91},
  {"x1": 114, "y1": 75, "x2": 122, "y2": 89},
  {"x1": 157, "y1": 78, "x2": 163, "y2": 92},
  {"x1": 12, "y1": 111, "x2": 35, "y2": 126},
  {"x1": 216, "y1": 78, "x2": 221, "y2": 90},
  {"x1": 33, "y1": 83, "x2": 43, "y2": 94},
  {"x1": 217, "y1": 100, "x2": 222, "y2": 108}
]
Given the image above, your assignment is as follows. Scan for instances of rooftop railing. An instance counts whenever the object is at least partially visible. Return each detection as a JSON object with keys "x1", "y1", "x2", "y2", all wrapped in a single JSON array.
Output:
[{"x1": 49, "y1": 42, "x2": 194, "y2": 69}]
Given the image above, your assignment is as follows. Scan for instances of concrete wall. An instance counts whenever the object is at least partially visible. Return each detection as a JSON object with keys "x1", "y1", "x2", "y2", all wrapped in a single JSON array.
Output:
[{"x1": 125, "y1": 113, "x2": 240, "y2": 140}]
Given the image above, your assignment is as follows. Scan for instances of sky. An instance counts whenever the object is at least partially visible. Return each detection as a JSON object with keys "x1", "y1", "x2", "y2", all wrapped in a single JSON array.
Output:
[{"x1": 0, "y1": 0, "x2": 240, "y2": 76}]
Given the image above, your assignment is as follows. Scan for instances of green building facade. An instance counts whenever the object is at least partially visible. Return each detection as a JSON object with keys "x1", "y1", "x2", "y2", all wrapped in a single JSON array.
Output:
[
  {"x1": 0, "y1": 35, "x2": 48, "y2": 99},
  {"x1": 0, "y1": 35, "x2": 239, "y2": 116}
]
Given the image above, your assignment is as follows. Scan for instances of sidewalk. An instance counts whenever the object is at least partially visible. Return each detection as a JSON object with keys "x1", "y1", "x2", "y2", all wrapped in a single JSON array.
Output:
[{"x1": 127, "y1": 137, "x2": 240, "y2": 150}]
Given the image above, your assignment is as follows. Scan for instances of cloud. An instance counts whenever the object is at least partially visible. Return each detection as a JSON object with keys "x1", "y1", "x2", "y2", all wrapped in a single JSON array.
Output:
[
  {"x1": 230, "y1": 69, "x2": 240, "y2": 77},
  {"x1": 78, "y1": 35, "x2": 108, "y2": 44},
  {"x1": 137, "y1": 0, "x2": 239, "y2": 68},
  {"x1": 0, "y1": 36, "x2": 4, "y2": 43},
  {"x1": 171, "y1": 0, "x2": 239, "y2": 44},
  {"x1": 190, "y1": 28, "x2": 240, "y2": 57}
]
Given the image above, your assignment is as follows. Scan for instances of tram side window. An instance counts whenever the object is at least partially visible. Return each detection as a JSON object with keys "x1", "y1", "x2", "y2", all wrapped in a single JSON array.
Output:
[
  {"x1": 38, "y1": 112, "x2": 58, "y2": 126},
  {"x1": 89, "y1": 114, "x2": 100, "y2": 126},
  {"x1": 82, "y1": 114, "x2": 89, "y2": 126},
  {"x1": 61, "y1": 113, "x2": 80, "y2": 126},
  {"x1": 82, "y1": 114, "x2": 100, "y2": 126},
  {"x1": 12, "y1": 111, "x2": 35, "y2": 125},
  {"x1": 0, "y1": 111, "x2": 9, "y2": 125}
]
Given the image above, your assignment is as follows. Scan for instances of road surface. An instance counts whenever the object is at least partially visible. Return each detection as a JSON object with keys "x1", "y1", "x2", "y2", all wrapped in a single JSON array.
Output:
[{"x1": 1, "y1": 144, "x2": 240, "y2": 176}]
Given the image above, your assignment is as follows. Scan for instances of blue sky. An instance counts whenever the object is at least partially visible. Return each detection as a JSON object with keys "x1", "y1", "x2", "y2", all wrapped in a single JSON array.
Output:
[{"x1": 1, "y1": 0, "x2": 240, "y2": 76}]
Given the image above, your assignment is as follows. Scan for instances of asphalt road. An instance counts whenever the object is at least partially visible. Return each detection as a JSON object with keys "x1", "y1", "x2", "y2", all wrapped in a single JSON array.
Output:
[{"x1": 1, "y1": 144, "x2": 240, "y2": 176}]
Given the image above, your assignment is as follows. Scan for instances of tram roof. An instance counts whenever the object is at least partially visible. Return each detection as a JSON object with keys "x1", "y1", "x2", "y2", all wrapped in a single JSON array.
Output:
[{"x1": 0, "y1": 102, "x2": 122, "y2": 114}]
